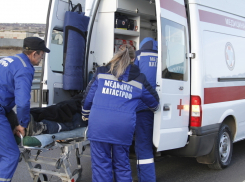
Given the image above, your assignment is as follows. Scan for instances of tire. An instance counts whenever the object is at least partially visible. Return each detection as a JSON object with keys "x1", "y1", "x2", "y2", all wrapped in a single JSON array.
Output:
[
  {"x1": 37, "y1": 174, "x2": 48, "y2": 182},
  {"x1": 72, "y1": 168, "x2": 83, "y2": 182},
  {"x1": 34, "y1": 164, "x2": 42, "y2": 169},
  {"x1": 208, "y1": 124, "x2": 233, "y2": 169},
  {"x1": 18, "y1": 154, "x2": 22, "y2": 163},
  {"x1": 33, "y1": 164, "x2": 48, "y2": 182}
]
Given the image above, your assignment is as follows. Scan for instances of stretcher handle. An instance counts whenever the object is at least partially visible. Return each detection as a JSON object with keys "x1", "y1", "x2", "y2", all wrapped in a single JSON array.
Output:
[
  {"x1": 20, "y1": 133, "x2": 24, "y2": 147},
  {"x1": 84, "y1": 127, "x2": 88, "y2": 141}
]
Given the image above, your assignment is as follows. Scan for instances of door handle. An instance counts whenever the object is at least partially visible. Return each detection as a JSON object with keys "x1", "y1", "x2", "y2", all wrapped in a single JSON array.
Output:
[
  {"x1": 163, "y1": 105, "x2": 170, "y2": 111},
  {"x1": 179, "y1": 86, "x2": 184, "y2": 90}
]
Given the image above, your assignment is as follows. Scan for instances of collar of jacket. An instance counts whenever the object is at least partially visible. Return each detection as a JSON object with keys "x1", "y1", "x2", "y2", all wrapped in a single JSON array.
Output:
[
  {"x1": 105, "y1": 64, "x2": 140, "y2": 82},
  {"x1": 17, "y1": 53, "x2": 34, "y2": 67}
]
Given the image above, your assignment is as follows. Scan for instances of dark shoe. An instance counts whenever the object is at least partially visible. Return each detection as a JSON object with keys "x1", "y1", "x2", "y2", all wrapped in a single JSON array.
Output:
[{"x1": 26, "y1": 115, "x2": 45, "y2": 136}]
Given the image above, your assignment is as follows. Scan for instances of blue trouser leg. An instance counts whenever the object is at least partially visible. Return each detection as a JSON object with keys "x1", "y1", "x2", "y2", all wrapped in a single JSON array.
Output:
[
  {"x1": 42, "y1": 119, "x2": 72, "y2": 134},
  {"x1": 90, "y1": 141, "x2": 132, "y2": 182},
  {"x1": 0, "y1": 107, "x2": 20, "y2": 182},
  {"x1": 112, "y1": 144, "x2": 132, "y2": 182},
  {"x1": 90, "y1": 141, "x2": 113, "y2": 182},
  {"x1": 135, "y1": 110, "x2": 156, "y2": 182}
]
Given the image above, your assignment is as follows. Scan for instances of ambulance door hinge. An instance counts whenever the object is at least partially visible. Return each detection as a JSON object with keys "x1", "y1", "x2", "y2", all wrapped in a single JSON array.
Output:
[
  {"x1": 41, "y1": 80, "x2": 47, "y2": 85},
  {"x1": 42, "y1": 89, "x2": 49, "y2": 105},
  {"x1": 186, "y1": 53, "x2": 196, "y2": 59},
  {"x1": 188, "y1": 130, "x2": 193, "y2": 136}
]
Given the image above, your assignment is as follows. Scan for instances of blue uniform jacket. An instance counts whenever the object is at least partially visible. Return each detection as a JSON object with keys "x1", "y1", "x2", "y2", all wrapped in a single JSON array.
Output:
[
  {"x1": 0, "y1": 53, "x2": 34, "y2": 128},
  {"x1": 82, "y1": 64, "x2": 159, "y2": 145},
  {"x1": 134, "y1": 37, "x2": 158, "y2": 112}
]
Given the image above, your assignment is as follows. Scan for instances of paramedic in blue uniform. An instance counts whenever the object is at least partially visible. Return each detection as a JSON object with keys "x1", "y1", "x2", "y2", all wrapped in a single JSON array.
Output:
[
  {"x1": 82, "y1": 44, "x2": 159, "y2": 182},
  {"x1": 134, "y1": 37, "x2": 158, "y2": 182},
  {"x1": 0, "y1": 37, "x2": 50, "y2": 182}
]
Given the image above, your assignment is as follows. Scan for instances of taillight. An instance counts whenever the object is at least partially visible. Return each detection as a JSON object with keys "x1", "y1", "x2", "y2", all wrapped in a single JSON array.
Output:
[{"x1": 190, "y1": 96, "x2": 202, "y2": 127}]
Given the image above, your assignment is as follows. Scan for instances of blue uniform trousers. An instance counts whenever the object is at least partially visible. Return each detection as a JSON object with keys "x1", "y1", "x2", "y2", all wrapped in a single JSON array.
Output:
[
  {"x1": 90, "y1": 141, "x2": 132, "y2": 182},
  {"x1": 0, "y1": 106, "x2": 19, "y2": 182},
  {"x1": 135, "y1": 110, "x2": 156, "y2": 182}
]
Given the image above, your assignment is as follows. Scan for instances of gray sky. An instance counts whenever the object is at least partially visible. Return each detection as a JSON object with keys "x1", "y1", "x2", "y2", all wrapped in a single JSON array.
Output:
[{"x1": 0, "y1": 0, "x2": 50, "y2": 24}]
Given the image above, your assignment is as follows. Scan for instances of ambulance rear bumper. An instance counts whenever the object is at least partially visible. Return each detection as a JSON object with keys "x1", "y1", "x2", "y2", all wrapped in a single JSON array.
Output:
[{"x1": 163, "y1": 123, "x2": 220, "y2": 157}]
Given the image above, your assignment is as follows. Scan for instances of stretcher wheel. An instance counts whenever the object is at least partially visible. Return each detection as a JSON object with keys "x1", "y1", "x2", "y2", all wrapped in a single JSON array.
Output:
[
  {"x1": 34, "y1": 164, "x2": 42, "y2": 169},
  {"x1": 18, "y1": 155, "x2": 22, "y2": 162},
  {"x1": 55, "y1": 158, "x2": 62, "y2": 169},
  {"x1": 72, "y1": 168, "x2": 83, "y2": 182},
  {"x1": 37, "y1": 174, "x2": 48, "y2": 182},
  {"x1": 33, "y1": 164, "x2": 48, "y2": 182}
]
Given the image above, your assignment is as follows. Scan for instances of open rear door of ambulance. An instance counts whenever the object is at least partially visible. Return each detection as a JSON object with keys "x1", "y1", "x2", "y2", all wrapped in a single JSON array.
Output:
[
  {"x1": 153, "y1": 0, "x2": 191, "y2": 151},
  {"x1": 40, "y1": 0, "x2": 98, "y2": 107}
]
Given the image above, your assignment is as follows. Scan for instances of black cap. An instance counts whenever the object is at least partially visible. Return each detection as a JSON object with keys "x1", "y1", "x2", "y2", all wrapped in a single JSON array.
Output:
[{"x1": 23, "y1": 37, "x2": 50, "y2": 53}]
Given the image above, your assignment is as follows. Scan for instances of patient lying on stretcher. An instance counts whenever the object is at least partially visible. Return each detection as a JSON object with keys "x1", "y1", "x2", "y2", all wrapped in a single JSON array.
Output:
[
  {"x1": 14, "y1": 113, "x2": 87, "y2": 147},
  {"x1": 26, "y1": 112, "x2": 87, "y2": 136},
  {"x1": 7, "y1": 94, "x2": 88, "y2": 146}
]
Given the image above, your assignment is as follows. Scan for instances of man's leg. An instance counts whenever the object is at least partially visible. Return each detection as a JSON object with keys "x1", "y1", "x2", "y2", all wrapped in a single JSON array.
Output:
[
  {"x1": 41, "y1": 113, "x2": 86, "y2": 134},
  {"x1": 90, "y1": 141, "x2": 113, "y2": 182},
  {"x1": 135, "y1": 110, "x2": 156, "y2": 182},
  {"x1": 112, "y1": 144, "x2": 132, "y2": 182},
  {"x1": 41, "y1": 119, "x2": 66, "y2": 134},
  {"x1": 0, "y1": 108, "x2": 20, "y2": 182}
]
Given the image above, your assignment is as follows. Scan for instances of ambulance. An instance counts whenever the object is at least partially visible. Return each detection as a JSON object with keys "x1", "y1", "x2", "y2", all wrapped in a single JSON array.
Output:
[{"x1": 41, "y1": 0, "x2": 245, "y2": 169}]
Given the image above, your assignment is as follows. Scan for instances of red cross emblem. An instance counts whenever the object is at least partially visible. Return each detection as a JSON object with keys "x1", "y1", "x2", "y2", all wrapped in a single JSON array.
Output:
[{"x1": 177, "y1": 99, "x2": 184, "y2": 116}]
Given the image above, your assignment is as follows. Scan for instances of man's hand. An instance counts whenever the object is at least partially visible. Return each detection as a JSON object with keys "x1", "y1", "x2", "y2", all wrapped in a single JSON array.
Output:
[
  {"x1": 13, "y1": 125, "x2": 26, "y2": 138},
  {"x1": 82, "y1": 115, "x2": 89, "y2": 121}
]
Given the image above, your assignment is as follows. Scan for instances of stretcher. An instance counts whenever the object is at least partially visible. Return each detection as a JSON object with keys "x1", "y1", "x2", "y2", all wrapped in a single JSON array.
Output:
[{"x1": 18, "y1": 127, "x2": 90, "y2": 182}]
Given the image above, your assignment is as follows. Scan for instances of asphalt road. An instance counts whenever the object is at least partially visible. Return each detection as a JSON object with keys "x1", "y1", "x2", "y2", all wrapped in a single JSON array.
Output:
[
  {"x1": 12, "y1": 139, "x2": 245, "y2": 182},
  {"x1": 11, "y1": 101, "x2": 245, "y2": 182}
]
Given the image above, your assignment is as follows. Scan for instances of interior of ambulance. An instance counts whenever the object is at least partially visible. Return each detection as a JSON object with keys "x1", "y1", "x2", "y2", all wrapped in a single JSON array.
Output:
[{"x1": 43, "y1": 0, "x2": 188, "y2": 106}]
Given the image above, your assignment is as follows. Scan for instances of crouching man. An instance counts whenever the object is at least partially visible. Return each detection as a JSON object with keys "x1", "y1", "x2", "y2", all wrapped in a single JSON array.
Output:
[{"x1": 0, "y1": 37, "x2": 50, "y2": 182}]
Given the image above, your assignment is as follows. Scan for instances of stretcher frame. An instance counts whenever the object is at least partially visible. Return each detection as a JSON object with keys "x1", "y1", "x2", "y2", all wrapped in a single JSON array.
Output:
[{"x1": 19, "y1": 128, "x2": 90, "y2": 182}]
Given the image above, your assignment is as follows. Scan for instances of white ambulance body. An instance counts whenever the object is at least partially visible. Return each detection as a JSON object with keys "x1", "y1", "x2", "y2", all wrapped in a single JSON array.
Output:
[{"x1": 42, "y1": 0, "x2": 245, "y2": 169}]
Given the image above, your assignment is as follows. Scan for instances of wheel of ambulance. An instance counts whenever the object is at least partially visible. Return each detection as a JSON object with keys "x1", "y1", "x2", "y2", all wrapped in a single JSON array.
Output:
[
  {"x1": 72, "y1": 168, "x2": 83, "y2": 182},
  {"x1": 208, "y1": 124, "x2": 233, "y2": 169}
]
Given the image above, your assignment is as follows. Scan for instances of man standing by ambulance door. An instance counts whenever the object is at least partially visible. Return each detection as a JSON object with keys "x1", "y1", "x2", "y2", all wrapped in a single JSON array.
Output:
[
  {"x1": 134, "y1": 37, "x2": 158, "y2": 182},
  {"x1": 0, "y1": 37, "x2": 50, "y2": 182}
]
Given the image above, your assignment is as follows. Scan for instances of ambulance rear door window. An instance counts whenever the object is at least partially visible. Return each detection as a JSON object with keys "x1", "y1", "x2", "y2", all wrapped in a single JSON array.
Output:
[
  {"x1": 161, "y1": 18, "x2": 187, "y2": 81},
  {"x1": 49, "y1": 28, "x2": 64, "y2": 73}
]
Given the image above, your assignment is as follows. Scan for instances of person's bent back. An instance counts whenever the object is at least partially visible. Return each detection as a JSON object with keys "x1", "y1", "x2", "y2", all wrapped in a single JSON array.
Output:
[{"x1": 0, "y1": 37, "x2": 50, "y2": 182}]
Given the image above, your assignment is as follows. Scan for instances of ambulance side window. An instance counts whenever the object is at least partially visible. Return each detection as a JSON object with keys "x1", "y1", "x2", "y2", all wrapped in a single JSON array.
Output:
[
  {"x1": 49, "y1": 29, "x2": 64, "y2": 73},
  {"x1": 161, "y1": 18, "x2": 187, "y2": 81}
]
